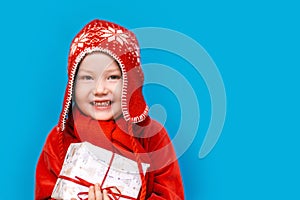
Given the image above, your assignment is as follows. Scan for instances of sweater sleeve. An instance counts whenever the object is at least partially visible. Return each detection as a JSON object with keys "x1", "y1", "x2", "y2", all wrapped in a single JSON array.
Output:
[
  {"x1": 143, "y1": 122, "x2": 185, "y2": 200},
  {"x1": 35, "y1": 128, "x2": 62, "y2": 200}
]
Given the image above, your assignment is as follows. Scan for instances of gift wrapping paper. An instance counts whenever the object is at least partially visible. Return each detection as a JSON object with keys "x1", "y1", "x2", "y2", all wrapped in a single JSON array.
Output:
[{"x1": 51, "y1": 142, "x2": 150, "y2": 200}]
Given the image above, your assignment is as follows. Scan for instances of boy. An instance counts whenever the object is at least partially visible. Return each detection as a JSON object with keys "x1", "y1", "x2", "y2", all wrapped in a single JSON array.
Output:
[{"x1": 35, "y1": 19, "x2": 184, "y2": 200}]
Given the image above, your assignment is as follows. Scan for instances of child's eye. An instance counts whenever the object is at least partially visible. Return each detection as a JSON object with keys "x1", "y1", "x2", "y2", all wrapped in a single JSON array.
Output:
[
  {"x1": 108, "y1": 75, "x2": 122, "y2": 80},
  {"x1": 78, "y1": 75, "x2": 93, "y2": 80}
]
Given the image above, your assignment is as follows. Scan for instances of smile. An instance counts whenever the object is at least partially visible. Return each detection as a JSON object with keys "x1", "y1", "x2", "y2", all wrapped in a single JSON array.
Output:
[{"x1": 91, "y1": 100, "x2": 112, "y2": 107}]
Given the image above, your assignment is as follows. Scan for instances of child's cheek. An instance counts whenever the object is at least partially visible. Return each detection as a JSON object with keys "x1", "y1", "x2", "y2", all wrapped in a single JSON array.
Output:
[
  {"x1": 76, "y1": 83, "x2": 93, "y2": 93},
  {"x1": 74, "y1": 84, "x2": 91, "y2": 101}
]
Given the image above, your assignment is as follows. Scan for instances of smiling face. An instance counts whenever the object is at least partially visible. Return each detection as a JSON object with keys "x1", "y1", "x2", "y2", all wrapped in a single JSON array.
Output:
[{"x1": 74, "y1": 52, "x2": 123, "y2": 121}]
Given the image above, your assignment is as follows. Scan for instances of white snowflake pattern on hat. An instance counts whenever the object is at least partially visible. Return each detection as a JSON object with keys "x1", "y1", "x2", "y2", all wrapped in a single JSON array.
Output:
[
  {"x1": 71, "y1": 32, "x2": 89, "y2": 55},
  {"x1": 100, "y1": 26, "x2": 129, "y2": 45}
]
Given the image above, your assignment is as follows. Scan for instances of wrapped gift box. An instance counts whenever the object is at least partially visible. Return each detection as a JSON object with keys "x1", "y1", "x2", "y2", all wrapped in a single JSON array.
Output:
[{"x1": 51, "y1": 142, "x2": 150, "y2": 200}]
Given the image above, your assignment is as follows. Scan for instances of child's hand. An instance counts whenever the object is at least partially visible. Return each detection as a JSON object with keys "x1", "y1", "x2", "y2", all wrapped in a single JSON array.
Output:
[{"x1": 88, "y1": 184, "x2": 110, "y2": 200}]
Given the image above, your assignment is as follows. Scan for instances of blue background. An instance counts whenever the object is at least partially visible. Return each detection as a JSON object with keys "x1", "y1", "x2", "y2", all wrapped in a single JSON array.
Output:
[{"x1": 1, "y1": 0, "x2": 299, "y2": 199}]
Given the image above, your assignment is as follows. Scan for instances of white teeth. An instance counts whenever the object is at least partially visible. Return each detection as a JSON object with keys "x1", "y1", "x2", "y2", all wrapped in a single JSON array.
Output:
[{"x1": 94, "y1": 101, "x2": 110, "y2": 107}]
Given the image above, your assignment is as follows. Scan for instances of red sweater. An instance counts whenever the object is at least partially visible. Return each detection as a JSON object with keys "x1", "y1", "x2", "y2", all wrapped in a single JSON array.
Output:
[{"x1": 35, "y1": 116, "x2": 185, "y2": 200}]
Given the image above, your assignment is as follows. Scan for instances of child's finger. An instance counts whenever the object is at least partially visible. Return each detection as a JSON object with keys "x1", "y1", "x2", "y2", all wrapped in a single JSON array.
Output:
[
  {"x1": 88, "y1": 186, "x2": 95, "y2": 200},
  {"x1": 94, "y1": 184, "x2": 103, "y2": 200},
  {"x1": 103, "y1": 189, "x2": 110, "y2": 200}
]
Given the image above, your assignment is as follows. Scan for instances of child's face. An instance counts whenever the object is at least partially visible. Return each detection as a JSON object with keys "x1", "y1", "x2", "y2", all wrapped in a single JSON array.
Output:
[{"x1": 74, "y1": 52, "x2": 122, "y2": 121}]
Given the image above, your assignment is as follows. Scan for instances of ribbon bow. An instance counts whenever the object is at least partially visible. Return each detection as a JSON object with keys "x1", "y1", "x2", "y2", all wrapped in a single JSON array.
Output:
[
  {"x1": 58, "y1": 175, "x2": 136, "y2": 200},
  {"x1": 59, "y1": 152, "x2": 136, "y2": 200}
]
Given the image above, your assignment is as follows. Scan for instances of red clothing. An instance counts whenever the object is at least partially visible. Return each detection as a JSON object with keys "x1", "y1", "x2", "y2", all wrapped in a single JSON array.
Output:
[
  {"x1": 35, "y1": 19, "x2": 184, "y2": 199},
  {"x1": 35, "y1": 115, "x2": 184, "y2": 199}
]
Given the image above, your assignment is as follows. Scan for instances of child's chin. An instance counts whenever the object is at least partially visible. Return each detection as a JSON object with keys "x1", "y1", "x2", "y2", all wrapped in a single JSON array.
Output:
[
  {"x1": 91, "y1": 111, "x2": 122, "y2": 121},
  {"x1": 92, "y1": 115, "x2": 113, "y2": 121},
  {"x1": 92, "y1": 114, "x2": 118, "y2": 121}
]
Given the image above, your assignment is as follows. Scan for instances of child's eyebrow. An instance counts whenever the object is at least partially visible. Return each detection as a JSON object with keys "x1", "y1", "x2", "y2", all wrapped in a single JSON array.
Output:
[
  {"x1": 78, "y1": 68, "x2": 94, "y2": 74},
  {"x1": 104, "y1": 67, "x2": 121, "y2": 73}
]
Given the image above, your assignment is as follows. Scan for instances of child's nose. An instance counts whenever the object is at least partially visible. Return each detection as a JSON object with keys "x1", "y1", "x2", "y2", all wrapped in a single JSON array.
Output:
[{"x1": 93, "y1": 81, "x2": 108, "y2": 95}]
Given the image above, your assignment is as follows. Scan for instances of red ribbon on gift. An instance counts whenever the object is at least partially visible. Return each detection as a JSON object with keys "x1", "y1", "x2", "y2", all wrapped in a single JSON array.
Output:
[{"x1": 58, "y1": 153, "x2": 137, "y2": 200}]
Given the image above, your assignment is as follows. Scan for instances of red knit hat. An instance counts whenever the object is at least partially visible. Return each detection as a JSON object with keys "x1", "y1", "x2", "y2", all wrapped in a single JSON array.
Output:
[{"x1": 57, "y1": 19, "x2": 149, "y2": 131}]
